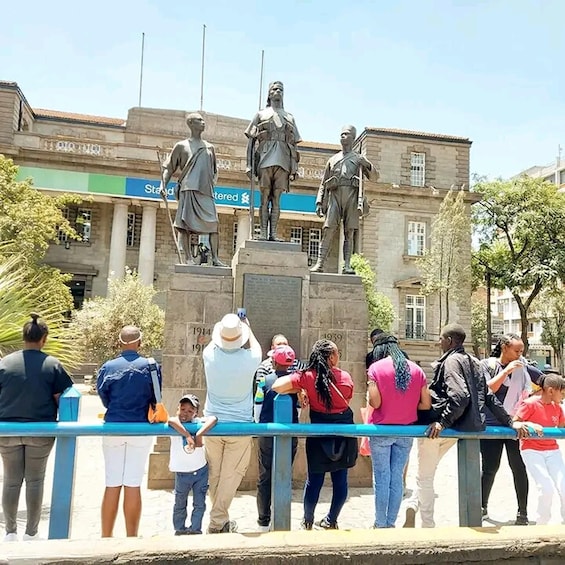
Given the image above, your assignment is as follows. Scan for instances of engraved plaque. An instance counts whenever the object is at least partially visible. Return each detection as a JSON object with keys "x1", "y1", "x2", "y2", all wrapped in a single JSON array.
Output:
[{"x1": 243, "y1": 274, "x2": 302, "y2": 358}]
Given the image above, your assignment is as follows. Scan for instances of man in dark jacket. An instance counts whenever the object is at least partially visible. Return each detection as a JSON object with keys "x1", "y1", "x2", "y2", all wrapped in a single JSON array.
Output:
[{"x1": 404, "y1": 323, "x2": 529, "y2": 528}]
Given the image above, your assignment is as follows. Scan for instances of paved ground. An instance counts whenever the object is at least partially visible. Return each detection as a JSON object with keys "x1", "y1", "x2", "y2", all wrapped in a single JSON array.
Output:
[{"x1": 1, "y1": 385, "x2": 563, "y2": 541}]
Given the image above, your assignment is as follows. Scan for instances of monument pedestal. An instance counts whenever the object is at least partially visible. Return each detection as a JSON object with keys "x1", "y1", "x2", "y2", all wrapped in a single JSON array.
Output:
[{"x1": 148, "y1": 240, "x2": 371, "y2": 490}]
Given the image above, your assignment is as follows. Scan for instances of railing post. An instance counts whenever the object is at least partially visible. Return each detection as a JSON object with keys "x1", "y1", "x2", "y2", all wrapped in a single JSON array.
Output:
[
  {"x1": 457, "y1": 438, "x2": 482, "y2": 526},
  {"x1": 48, "y1": 386, "x2": 81, "y2": 539},
  {"x1": 272, "y1": 394, "x2": 293, "y2": 531}
]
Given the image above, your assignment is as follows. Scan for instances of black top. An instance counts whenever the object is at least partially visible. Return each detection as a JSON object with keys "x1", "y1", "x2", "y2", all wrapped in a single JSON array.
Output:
[
  {"x1": 421, "y1": 347, "x2": 512, "y2": 431},
  {"x1": 0, "y1": 350, "x2": 73, "y2": 422},
  {"x1": 258, "y1": 370, "x2": 299, "y2": 424}
]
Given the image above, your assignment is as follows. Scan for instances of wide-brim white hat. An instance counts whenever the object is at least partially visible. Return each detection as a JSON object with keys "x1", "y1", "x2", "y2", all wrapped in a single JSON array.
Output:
[{"x1": 212, "y1": 313, "x2": 250, "y2": 350}]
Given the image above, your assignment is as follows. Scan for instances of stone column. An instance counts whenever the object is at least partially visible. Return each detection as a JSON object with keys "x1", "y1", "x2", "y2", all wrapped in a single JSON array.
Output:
[
  {"x1": 108, "y1": 200, "x2": 129, "y2": 279},
  {"x1": 235, "y1": 209, "x2": 251, "y2": 251},
  {"x1": 138, "y1": 202, "x2": 158, "y2": 285}
]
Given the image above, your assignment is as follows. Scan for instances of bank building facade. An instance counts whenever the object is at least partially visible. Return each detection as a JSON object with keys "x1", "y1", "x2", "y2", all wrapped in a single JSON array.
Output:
[{"x1": 0, "y1": 80, "x2": 474, "y2": 369}]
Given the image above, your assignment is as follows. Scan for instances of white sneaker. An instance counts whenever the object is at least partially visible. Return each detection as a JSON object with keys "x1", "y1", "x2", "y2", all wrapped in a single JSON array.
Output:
[
  {"x1": 3, "y1": 533, "x2": 18, "y2": 542},
  {"x1": 22, "y1": 533, "x2": 41, "y2": 541},
  {"x1": 257, "y1": 525, "x2": 270, "y2": 533}
]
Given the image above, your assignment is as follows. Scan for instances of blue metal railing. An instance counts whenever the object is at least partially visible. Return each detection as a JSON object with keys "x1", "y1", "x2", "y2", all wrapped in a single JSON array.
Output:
[{"x1": 3, "y1": 387, "x2": 565, "y2": 539}]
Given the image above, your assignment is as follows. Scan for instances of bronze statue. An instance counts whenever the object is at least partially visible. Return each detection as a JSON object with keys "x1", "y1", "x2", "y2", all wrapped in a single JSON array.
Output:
[
  {"x1": 310, "y1": 125, "x2": 378, "y2": 274},
  {"x1": 245, "y1": 81, "x2": 301, "y2": 241},
  {"x1": 160, "y1": 113, "x2": 226, "y2": 266}
]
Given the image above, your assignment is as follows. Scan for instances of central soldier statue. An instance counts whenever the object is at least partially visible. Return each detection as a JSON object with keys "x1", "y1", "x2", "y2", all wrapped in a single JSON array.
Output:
[{"x1": 245, "y1": 81, "x2": 301, "y2": 241}]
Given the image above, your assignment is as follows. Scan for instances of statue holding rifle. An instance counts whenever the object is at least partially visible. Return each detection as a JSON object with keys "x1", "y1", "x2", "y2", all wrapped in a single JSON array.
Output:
[
  {"x1": 160, "y1": 112, "x2": 226, "y2": 266},
  {"x1": 245, "y1": 81, "x2": 301, "y2": 241},
  {"x1": 310, "y1": 125, "x2": 378, "y2": 274}
]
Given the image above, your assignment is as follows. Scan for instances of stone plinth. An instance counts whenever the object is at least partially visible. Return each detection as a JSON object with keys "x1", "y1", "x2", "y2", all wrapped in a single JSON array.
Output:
[
  {"x1": 148, "y1": 264, "x2": 233, "y2": 489},
  {"x1": 148, "y1": 243, "x2": 371, "y2": 490}
]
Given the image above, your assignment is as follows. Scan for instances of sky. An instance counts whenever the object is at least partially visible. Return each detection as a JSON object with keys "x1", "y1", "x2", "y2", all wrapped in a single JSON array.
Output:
[{"x1": 1, "y1": 0, "x2": 564, "y2": 179}]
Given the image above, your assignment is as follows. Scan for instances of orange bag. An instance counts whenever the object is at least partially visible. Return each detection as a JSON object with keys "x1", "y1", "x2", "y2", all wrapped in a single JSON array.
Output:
[
  {"x1": 147, "y1": 357, "x2": 169, "y2": 423},
  {"x1": 359, "y1": 405, "x2": 374, "y2": 457}
]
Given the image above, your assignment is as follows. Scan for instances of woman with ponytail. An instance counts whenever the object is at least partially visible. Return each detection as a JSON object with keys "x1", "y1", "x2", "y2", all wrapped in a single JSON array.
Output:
[
  {"x1": 367, "y1": 333, "x2": 430, "y2": 528},
  {"x1": 272, "y1": 339, "x2": 357, "y2": 530},
  {"x1": 0, "y1": 313, "x2": 73, "y2": 541}
]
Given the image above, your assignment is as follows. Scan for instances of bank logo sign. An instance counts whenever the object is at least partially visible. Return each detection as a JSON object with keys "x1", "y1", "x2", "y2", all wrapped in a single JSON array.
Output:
[
  {"x1": 17, "y1": 165, "x2": 316, "y2": 215},
  {"x1": 125, "y1": 178, "x2": 316, "y2": 214}
]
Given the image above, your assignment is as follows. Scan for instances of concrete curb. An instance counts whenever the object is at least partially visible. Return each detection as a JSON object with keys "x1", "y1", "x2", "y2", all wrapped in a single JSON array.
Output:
[{"x1": 2, "y1": 526, "x2": 565, "y2": 565}]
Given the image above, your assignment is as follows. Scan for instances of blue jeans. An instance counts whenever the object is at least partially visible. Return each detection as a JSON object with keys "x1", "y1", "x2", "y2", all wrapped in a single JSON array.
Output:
[
  {"x1": 173, "y1": 465, "x2": 209, "y2": 533},
  {"x1": 303, "y1": 468, "x2": 348, "y2": 524},
  {"x1": 369, "y1": 436, "x2": 413, "y2": 528}
]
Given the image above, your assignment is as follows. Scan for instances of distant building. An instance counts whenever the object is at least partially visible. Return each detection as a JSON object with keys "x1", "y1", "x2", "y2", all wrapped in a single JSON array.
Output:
[
  {"x1": 516, "y1": 151, "x2": 565, "y2": 190},
  {"x1": 0, "y1": 80, "x2": 474, "y2": 370},
  {"x1": 490, "y1": 288, "x2": 552, "y2": 366}
]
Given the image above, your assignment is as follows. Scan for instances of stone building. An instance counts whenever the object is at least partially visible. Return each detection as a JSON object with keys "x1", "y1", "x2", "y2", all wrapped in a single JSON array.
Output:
[{"x1": 0, "y1": 79, "x2": 474, "y2": 369}]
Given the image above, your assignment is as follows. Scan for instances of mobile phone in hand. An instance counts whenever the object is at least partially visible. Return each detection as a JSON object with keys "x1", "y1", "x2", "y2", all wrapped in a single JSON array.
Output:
[{"x1": 237, "y1": 308, "x2": 247, "y2": 320}]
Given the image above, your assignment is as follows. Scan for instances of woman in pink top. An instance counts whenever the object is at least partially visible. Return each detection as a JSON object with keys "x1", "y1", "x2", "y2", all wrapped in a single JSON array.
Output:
[
  {"x1": 367, "y1": 334, "x2": 431, "y2": 528},
  {"x1": 512, "y1": 374, "x2": 565, "y2": 525},
  {"x1": 272, "y1": 339, "x2": 357, "y2": 530}
]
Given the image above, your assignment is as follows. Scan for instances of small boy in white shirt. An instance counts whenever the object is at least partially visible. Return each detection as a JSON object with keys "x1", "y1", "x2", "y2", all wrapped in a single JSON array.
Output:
[{"x1": 168, "y1": 394, "x2": 217, "y2": 535}]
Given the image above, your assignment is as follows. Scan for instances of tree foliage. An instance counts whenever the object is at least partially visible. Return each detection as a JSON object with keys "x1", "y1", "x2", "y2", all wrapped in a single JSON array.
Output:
[
  {"x1": 416, "y1": 189, "x2": 471, "y2": 335},
  {"x1": 71, "y1": 269, "x2": 165, "y2": 367},
  {"x1": 473, "y1": 176, "x2": 565, "y2": 351},
  {"x1": 470, "y1": 295, "x2": 488, "y2": 358},
  {"x1": 0, "y1": 155, "x2": 85, "y2": 369},
  {"x1": 532, "y1": 286, "x2": 565, "y2": 374},
  {"x1": 0, "y1": 251, "x2": 82, "y2": 368},
  {"x1": 0, "y1": 155, "x2": 82, "y2": 262},
  {"x1": 351, "y1": 254, "x2": 395, "y2": 332}
]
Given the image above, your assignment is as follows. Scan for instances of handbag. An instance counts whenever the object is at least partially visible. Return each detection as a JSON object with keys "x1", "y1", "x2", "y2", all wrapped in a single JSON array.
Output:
[{"x1": 147, "y1": 357, "x2": 169, "y2": 423}]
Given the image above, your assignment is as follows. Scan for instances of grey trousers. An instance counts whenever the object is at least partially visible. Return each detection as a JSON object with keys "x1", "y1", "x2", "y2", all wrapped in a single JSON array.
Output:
[{"x1": 0, "y1": 436, "x2": 55, "y2": 536}]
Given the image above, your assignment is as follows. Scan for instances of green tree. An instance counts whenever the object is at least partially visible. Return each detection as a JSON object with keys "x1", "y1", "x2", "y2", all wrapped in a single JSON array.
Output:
[
  {"x1": 71, "y1": 269, "x2": 165, "y2": 367},
  {"x1": 533, "y1": 286, "x2": 565, "y2": 373},
  {"x1": 416, "y1": 189, "x2": 471, "y2": 336},
  {"x1": 0, "y1": 251, "x2": 82, "y2": 368},
  {"x1": 473, "y1": 176, "x2": 565, "y2": 352},
  {"x1": 0, "y1": 155, "x2": 85, "y2": 368},
  {"x1": 470, "y1": 295, "x2": 488, "y2": 358},
  {"x1": 351, "y1": 254, "x2": 395, "y2": 332}
]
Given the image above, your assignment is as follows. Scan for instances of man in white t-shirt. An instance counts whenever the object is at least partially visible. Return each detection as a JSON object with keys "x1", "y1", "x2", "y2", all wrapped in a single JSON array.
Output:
[
  {"x1": 168, "y1": 394, "x2": 217, "y2": 535},
  {"x1": 202, "y1": 313, "x2": 262, "y2": 533}
]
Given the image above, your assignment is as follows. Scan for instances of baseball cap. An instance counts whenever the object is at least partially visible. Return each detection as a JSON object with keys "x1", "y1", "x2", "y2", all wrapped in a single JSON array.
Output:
[
  {"x1": 179, "y1": 394, "x2": 200, "y2": 408},
  {"x1": 272, "y1": 345, "x2": 295, "y2": 367}
]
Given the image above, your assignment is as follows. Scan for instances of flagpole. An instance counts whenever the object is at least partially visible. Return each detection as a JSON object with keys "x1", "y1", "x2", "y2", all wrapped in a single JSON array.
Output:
[
  {"x1": 200, "y1": 24, "x2": 206, "y2": 111},
  {"x1": 249, "y1": 50, "x2": 264, "y2": 239},
  {"x1": 138, "y1": 32, "x2": 145, "y2": 107}
]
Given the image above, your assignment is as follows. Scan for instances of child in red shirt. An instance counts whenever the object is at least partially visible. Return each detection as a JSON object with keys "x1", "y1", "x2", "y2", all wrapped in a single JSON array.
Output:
[{"x1": 513, "y1": 374, "x2": 565, "y2": 525}]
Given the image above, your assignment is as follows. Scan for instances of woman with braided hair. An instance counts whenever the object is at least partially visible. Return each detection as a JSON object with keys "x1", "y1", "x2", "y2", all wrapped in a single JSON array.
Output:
[
  {"x1": 272, "y1": 339, "x2": 357, "y2": 530},
  {"x1": 367, "y1": 333, "x2": 430, "y2": 528}
]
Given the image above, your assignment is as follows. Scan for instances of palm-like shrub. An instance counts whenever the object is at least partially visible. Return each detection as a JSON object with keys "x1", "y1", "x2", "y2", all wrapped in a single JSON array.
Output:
[{"x1": 0, "y1": 252, "x2": 82, "y2": 369}]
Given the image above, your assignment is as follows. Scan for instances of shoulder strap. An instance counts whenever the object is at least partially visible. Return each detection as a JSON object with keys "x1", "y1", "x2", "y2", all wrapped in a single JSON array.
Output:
[
  {"x1": 330, "y1": 380, "x2": 347, "y2": 404},
  {"x1": 147, "y1": 357, "x2": 161, "y2": 403},
  {"x1": 177, "y1": 146, "x2": 207, "y2": 186}
]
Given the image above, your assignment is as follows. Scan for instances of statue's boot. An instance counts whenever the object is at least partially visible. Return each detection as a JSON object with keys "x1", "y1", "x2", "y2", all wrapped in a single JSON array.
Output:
[
  {"x1": 268, "y1": 204, "x2": 284, "y2": 241},
  {"x1": 177, "y1": 231, "x2": 195, "y2": 265},
  {"x1": 309, "y1": 244, "x2": 330, "y2": 273},
  {"x1": 342, "y1": 240, "x2": 355, "y2": 274},
  {"x1": 209, "y1": 233, "x2": 228, "y2": 267},
  {"x1": 258, "y1": 205, "x2": 269, "y2": 240}
]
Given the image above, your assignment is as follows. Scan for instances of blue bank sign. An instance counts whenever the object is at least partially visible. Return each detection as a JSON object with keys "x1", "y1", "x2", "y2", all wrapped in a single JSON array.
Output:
[{"x1": 124, "y1": 177, "x2": 316, "y2": 214}]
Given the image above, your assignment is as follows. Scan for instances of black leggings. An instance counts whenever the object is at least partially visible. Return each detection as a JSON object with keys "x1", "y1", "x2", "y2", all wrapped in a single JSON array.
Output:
[{"x1": 480, "y1": 438, "x2": 529, "y2": 516}]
